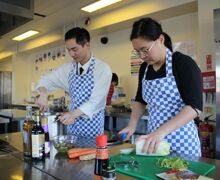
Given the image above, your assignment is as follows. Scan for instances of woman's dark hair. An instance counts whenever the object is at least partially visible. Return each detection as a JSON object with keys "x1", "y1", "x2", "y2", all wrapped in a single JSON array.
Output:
[
  {"x1": 130, "y1": 17, "x2": 162, "y2": 41},
  {"x1": 112, "y1": 73, "x2": 119, "y2": 86},
  {"x1": 162, "y1": 32, "x2": 173, "y2": 52},
  {"x1": 65, "y1": 27, "x2": 90, "y2": 46},
  {"x1": 130, "y1": 17, "x2": 173, "y2": 52}
]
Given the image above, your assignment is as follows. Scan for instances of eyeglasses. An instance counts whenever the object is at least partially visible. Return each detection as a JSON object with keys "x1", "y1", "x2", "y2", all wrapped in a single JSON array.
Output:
[{"x1": 132, "y1": 41, "x2": 156, "y2": 57}]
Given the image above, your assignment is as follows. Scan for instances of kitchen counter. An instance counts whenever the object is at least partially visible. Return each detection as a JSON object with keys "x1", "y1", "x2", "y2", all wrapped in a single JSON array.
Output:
[
  {"x1": 0, "y1": 132, "x2": 134, "y2": 180},
  {"x1": 0, "y1": 109, "x2": 26, "y2": 121},
  {"x1": 0, "y1": 109, "x2": 26, "y2": 133},
  {"x1": 0, "y1": 132, "x2": 219, "y2": 180},
  {"x1": 105, "y1": 111, "x2": 148, "y2": 134},
  {"x1": 0, "y1": 109, "x2": 147, "y2": 134}
]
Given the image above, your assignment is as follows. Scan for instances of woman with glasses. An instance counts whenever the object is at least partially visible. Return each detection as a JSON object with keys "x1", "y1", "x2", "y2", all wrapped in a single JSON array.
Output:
[{"x1": 119, "y1": 18, "x2": 202, "y2": 156}]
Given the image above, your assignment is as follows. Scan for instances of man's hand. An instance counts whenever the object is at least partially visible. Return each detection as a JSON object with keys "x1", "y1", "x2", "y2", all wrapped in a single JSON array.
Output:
[
  {"x1": 59, "y1": 109, "x2": 84, "y2": 125},
  {"x1": 35, "y1": 87, "x2": 48, "y2": 112}
]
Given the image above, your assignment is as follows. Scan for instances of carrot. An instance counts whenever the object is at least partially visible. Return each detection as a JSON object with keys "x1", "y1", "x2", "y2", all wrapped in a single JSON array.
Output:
[
  {"x1": 68, "y1": 148, "x2": 96, "y2": 154},
  {"x1": 68, "y1": 148, "x2": 96, "y2": 159}
]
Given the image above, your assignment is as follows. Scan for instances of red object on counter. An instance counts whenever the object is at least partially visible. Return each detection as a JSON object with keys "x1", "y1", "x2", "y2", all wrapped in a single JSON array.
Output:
[
  {"x1": 94, "y1": 135, "x2": 108, "y2": 178},
  {"x1": 96, "y1": 135, "x2": 108, "y2": 147}
]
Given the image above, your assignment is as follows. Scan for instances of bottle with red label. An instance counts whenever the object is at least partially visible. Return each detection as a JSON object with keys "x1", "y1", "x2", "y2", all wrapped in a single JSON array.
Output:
[{"x1": 94, "y1": 135, "x2": 108, "y2": 179}]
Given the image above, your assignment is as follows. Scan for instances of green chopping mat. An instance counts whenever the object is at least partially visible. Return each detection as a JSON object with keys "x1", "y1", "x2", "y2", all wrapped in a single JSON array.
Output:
[{"x1": 110, "y1": 154, "x2": 216, "y2": 180}]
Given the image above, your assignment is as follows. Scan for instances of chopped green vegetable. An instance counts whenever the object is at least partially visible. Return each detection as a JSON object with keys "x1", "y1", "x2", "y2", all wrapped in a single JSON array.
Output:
[
  {"x1": 156, "y1": 140, "x2": 170, "y2": 155},
  {"x1": 157, "y1": 157, "x2": 189, "y2": 169}
]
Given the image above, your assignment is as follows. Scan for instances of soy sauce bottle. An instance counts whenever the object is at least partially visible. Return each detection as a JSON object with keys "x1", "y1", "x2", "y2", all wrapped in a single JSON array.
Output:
[
  {"x1": 31, "y1": 111, "x2": 45, "y2": 160},
  {"x1": 94, "y1": 135, "x2": 108, "y2": 179}
]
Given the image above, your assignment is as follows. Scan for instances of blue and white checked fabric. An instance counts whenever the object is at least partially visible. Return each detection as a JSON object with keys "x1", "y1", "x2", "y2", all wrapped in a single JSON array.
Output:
[
  {"x1": 67, "y1": 57, "x2": 104, "y2": 138},
  {"x1": 142, "y1": 48, "x2": 201, "y2": 156}
]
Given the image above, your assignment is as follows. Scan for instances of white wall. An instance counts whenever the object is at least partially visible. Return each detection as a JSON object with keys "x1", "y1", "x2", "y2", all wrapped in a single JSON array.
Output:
[{"x1": 0, "y1": 58, "x2": 12, "y2": 71}]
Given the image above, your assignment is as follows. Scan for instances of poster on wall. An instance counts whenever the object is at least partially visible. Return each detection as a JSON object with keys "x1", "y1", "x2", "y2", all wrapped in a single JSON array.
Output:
[
  {"x1": 130, "y1": 50, "x2": 143, "y2": 77},
  {"x1": 202, "y1": 71, "x2": 216, "y2": 92}
]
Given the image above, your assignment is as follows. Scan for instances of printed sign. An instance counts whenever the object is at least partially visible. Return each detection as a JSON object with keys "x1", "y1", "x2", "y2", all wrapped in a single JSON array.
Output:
[{"x1": 202, "y1": 71, "x2": 216, "y2": 92}]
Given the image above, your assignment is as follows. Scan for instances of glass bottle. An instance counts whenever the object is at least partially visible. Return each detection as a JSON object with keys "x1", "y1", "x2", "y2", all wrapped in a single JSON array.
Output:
[
  {"x1": 22, "y1": 106, "x2": 35, "y2": 157},
  {"x1": 94, "y1": 135, "x2": 108, "y2": 179},
  {"x1": 31, "y1": 111, "x2": 45, "y2": 160},
  {"x1": 41, "y1": 113, "x2": 50, "y2": 157}
]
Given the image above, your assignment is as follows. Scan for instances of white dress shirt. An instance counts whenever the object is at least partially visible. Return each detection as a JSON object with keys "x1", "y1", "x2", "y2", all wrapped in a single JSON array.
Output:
[{"x1": 36, "y1": 56, "x2": 112, "y2": 118}]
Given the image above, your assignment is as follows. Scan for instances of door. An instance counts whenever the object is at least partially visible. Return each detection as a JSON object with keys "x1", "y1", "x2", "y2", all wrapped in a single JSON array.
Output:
[{"x1": 0, "y1": 71, "x2": 12, "y2": 109}]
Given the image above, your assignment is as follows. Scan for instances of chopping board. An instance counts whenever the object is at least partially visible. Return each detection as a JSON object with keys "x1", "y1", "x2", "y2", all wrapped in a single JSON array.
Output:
[{"x1": 110, "y1": 154, "x2": 216, "y2": 180}]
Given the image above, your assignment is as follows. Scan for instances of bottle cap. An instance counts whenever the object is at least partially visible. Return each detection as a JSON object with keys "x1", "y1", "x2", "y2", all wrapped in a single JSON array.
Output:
[
  {"x1": 96, "y1": 135, "x2": 108, "y2": 147},
  {"x1": 26, "y1": 106, "x2": 32, "y2": 109}
]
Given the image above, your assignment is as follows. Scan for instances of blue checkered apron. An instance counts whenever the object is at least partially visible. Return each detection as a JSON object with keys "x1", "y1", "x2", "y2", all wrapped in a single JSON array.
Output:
[
  {"x1": 142, "y1": 48, "x2": 201, "y2": 156},
  {"x1": 67, "y1": 57, "x2": 104, "y2": 138}
]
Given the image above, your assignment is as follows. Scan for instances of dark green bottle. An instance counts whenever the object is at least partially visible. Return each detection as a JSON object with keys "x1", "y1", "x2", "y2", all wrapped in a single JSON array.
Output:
[{"x1": 31, "y1": 111, "x2": 45, "y2": 160}]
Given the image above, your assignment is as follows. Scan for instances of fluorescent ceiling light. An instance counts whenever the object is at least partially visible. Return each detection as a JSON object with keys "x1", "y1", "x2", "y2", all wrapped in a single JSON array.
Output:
[
  {"x1": 12, "y1": 30, "x2": 39, "y2": 41},
  {"x1": 81, "y1": 0, "x2": 122, "y2": 13}
]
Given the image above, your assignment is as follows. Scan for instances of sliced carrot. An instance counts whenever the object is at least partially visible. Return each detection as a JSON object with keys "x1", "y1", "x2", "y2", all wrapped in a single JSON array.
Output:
[{"x1": 68, "y1": 148, "x2": 96, "y2": 159}]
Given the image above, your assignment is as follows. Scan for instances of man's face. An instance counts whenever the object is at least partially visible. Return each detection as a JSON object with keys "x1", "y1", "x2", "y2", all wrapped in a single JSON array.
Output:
[{"x1": 65, "y1": 38, "x2": 90, "y2": 64}]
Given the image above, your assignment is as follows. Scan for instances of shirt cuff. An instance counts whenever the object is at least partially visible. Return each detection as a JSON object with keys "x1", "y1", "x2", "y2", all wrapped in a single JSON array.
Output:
[{"x1": 78, "y1": 106, "x2": 94, "y2": 119}]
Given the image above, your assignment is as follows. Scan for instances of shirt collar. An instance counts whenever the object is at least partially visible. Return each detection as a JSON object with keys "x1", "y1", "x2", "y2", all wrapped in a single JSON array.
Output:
[{"x1": 78, "y1": 54, "x2": 93, "y2": 73}]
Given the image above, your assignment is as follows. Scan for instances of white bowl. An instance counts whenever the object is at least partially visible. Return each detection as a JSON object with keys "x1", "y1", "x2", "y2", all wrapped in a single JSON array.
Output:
[{"x1": 120, "y1": 148, "x2": 134, "y2": 154}]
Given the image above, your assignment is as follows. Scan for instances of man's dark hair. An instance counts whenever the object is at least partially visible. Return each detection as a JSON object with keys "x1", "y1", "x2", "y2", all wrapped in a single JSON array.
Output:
[
  {"x1": 65, "y1": 27, "x2": 90, "y2": 46},
  {"x1": 112, "y1": 73, "x2": 119, "y2": 86}
]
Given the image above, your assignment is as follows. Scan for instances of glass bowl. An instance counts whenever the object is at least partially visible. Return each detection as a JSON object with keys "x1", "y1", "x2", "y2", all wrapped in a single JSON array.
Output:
[{"x1": 51, "y1": 135, "x2": 78, "y2": 153}]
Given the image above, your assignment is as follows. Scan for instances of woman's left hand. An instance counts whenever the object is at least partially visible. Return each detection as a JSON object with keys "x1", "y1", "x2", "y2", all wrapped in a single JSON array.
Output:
[
  {"x1": 136, "y1": 130, "x2": 166, "y2": 154},
  {"x1": 59, "y1": 112, "x2": 77, "y2": 125}
]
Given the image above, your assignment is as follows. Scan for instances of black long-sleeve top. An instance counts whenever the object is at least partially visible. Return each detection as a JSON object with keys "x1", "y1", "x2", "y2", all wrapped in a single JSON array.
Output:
[{"x1": 135, "y1": 51, "x2": 203, "y2": 111}]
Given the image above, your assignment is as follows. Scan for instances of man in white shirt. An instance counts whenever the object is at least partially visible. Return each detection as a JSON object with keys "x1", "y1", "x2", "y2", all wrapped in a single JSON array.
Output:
[{"x1": 36, "y1": 27, "x2": 112, "y2": 137}]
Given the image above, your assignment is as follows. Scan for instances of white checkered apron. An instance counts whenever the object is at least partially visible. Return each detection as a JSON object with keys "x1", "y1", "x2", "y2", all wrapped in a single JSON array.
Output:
[
  {"x1": 142, "y1": 48, "x2": 201, "y2": 156},
  {"x1": 67, "y1": 57, "x2": 104, "y2": 138}
]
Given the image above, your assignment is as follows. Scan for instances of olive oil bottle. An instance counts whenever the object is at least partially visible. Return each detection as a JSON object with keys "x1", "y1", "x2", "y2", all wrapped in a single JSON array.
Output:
[
  {"x1": 31, "y1": 111, "x2": 45, "y2": 160},
  {"x1": 22, "y1": 106, "x2": 35, "y2": 157}
]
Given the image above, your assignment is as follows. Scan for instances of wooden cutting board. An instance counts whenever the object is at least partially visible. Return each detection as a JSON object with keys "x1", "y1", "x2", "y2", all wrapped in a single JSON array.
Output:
[{"x1": 110, "y1": 154, "x2": 215, "y2": 180}]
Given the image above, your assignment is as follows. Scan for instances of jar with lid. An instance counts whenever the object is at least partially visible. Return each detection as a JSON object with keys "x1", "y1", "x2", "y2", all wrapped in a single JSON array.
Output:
[
  {"x1": 102, "y1": 165, "x2": 116, "y2": 180},
  {"x1": 94, "y1": 135, "x2": 108, "y2": 179}
]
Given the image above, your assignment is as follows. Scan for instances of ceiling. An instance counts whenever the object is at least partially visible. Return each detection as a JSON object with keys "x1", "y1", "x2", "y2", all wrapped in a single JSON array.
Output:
[
  {"x1": 0, "y1": 0, "x2": 138, "y2": 53},
  {"x1": 0, "y1": 0, "x2": 198, "y2": 59}
]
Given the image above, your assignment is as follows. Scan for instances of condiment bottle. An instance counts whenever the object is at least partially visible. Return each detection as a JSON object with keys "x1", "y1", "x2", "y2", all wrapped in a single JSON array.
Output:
[
  {"x1": 22, "y1": 106, "x2": 35, "y2": 157},
  {"x1": 31, "y1": 111, "x2": 45, "y2": 160},
  {"x1": 41, "y1": 112, "x2": 50, "y2": 157},
  {"x1": 94, "y1": 135, "x2": 108, "y2": 180}
]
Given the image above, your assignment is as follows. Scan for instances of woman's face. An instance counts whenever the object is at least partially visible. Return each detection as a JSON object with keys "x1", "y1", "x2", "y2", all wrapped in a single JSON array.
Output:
[{"x1": 131, "y1": 36, "x2": 165, "y2": 65}]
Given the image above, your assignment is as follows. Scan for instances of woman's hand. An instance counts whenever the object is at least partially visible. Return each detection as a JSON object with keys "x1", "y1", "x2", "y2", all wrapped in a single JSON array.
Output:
[
  {"x1": 118, "y1": 123, "x2": 136, "y2": 141},
  {"x1": 136, "y1": 130, "x2": 166, "y2": 154}
]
